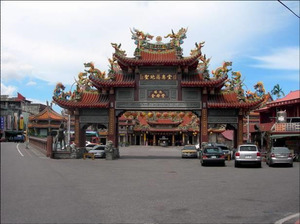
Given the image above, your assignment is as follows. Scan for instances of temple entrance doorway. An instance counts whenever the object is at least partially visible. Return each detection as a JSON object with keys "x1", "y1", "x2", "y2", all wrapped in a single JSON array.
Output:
[{"x1": 118, "y1": 110, "x2": 200, "y2": 147}]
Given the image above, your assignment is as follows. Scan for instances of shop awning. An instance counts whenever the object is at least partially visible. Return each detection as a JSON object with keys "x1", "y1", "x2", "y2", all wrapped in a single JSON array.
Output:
[{"x1": 271, "y1": 133, "x2": 300, "y2": 139}]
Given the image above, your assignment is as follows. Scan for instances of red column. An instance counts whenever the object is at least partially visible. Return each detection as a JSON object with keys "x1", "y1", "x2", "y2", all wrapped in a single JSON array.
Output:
[
  {"x1": 201, "y1": 92, "x2": 208, "y2": 143},
  {"x1": 74, "y1": 110, "x2": 85, "y2": 148},
  {"x1": 201, "y1": 108, "x2": 208, "y2": 143},
  {"x1": 46, "y1": 135, "x2": 53, "y2": 158},
  {"x1": 237, "y1": 111, "x2": 244, "y2": 146},
  {"x1": 108, "y1": 108, "x2": 118, "y2": 148}
]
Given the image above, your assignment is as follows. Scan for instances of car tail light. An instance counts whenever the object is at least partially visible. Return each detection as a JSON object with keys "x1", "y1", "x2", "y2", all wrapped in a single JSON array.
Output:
[
  {"x1": 257, "y1": 152, "x2": 261, "y2": 157},
  {"x1": 271, "y1": 153, "x2": 275, "y2": 157},
  {"x1": 220, "y1": 155, "x2": 225, "y2": 159},
  {"x1": 235, "y1": 152, "x2": 240, "y2": 156},
  {"x1": 288, "y1": 153, "x2": 292, "y2": 158},
  {"x1": 202, "y1": 154, "x2": 208, "y2": 158}
]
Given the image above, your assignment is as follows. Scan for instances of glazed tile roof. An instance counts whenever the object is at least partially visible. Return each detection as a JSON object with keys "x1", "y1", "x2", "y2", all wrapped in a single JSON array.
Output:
[
  {"x1": 52, "y1": 92, "x2": 109, "y2": 109},
  {"x1": 267, "y1": 90, "x2": 300, "y2": 107},
  {"x1": 181, "y1": 75, "x2": 228, "y2": 87},
  {"x1": 27, "y1": 123, "x2": 62, "y2": 128},
  {"x1": 147, "y1": 120, "x2": 183, "y2": 126},
  {"x1": 29, "y1": 106, "x2": 66, "y2": 121},
  {"x1": 89, "y1": 73, "x2": 135, "y2": 88},
  {"x1": 255, "y1": 91, "x2": 299, "y2": 113},
  {"x1": 114, "y1": 49, "x2": 201, "y2": 67},
  {"x1": 208, "y1": 92, "x2": 265, "y2": 109}
]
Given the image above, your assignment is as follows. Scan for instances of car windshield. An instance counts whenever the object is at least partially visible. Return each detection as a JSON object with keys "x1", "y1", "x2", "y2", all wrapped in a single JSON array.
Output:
[
  {"x1": 183, "y1": 146, "x2": 196, "y2": 150},
  {"x1": 204, "y1": 148, "x2": 222, "y2": 153},
  {"x1": 217, "y1": 146, "x2": 229, "y2": 150},
  {"x1": 240, "y1": 146, "x2": 257, "y2": 151},
  {"x1": 93, "y1": 146, "x2": 105, "y2": 150},
  {"x1": 272, "y1": 147, "x2": 290, "y2": 153}
]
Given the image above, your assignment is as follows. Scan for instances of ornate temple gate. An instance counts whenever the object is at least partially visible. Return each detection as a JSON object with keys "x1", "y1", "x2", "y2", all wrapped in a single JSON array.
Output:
[{"x1": 53, "y1": 27, "x2": 265, "y2": 151}]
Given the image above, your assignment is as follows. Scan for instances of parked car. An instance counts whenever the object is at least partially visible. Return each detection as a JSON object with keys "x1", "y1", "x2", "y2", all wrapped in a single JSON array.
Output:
[
  {"x1": 215, "y1": 143, "x2": 231, "y2": 160},
  {"x1": 85, "y1": 143, "x2": 99, "y2": 151},
  {"x1": 234, "y1": 144, "x2": 262, "y2": 168},
  {"x1": 200, "y1": 146, "x2": 225, "y2": 166},
  {"x1": 266, "y1": 147, "x2": 293, "y2": 167},
  {"x1": 88, "y1": 145, "x2": 106, "y2": 158},
  {"x1": 13, "y1": 135, "x2": 25, "y2": 143},
  {"x1": 181, "y1": 145, "x2": 198, "y2": 158}
]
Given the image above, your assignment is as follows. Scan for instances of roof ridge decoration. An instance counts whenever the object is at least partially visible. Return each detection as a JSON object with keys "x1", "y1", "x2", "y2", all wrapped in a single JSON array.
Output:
[
  {"x1": 130, "y1": 27, "x2": 188, "y2": 58},
  {"x1": 221, "y1": 69, "x2": 267, "y2": 103},
  {"x1": 212, "y1": 61, "x2": 232, "y2": 79},
  {"x1": 197, "y1": 53, "x2": 211, "y2": 80},
  {"x1": 130, "y1": 27, "x2": 154, "y2": 49},
  {"x1": 164, "y1": 27, "x2": 188, "y2": 48},
  {"x1": 53, "y1": 62, "x2": 107, "y2": 103}
]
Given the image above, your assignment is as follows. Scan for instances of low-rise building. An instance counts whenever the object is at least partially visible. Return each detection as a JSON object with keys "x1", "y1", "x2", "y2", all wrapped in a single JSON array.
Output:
[{"x1": 0, "y1": 93, "x2": 47, "y2": 140}]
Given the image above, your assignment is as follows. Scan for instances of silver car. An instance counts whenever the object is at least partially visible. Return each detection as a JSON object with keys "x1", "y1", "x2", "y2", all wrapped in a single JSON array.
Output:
[
  {"x1": 89, "y1": 145, "x2": 106, "y2": 158},
  {"x1": 234, "y1": 144, "x2": 262, "y2": 168},
  {"x1": 266, "y1": 147, "x2": 293, "y2": 167}
]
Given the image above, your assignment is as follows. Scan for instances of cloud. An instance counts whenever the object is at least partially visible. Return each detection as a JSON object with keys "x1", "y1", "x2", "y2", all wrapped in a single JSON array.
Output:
[
  {"x1": 1, "y1": 52, "x2": 34, "y2": 81},
  {"x1": 26, "y1": 81, "x2": 37, "y2": 86},
  {"x1": 1, "y1": 83, "x2": 17, "y2": 96},
  {"x1": 26, "y1": 98, "x2": 47, "y2": 105},
  {"x1": 1, "y1": 1, "x2": 295, "y2": 86},
  {"x1": 251, "y1": 47, "x2": 300, "y2": 70}
]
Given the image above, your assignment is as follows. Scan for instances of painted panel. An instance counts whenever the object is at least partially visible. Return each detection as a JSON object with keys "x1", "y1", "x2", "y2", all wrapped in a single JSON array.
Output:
[
  {"x1": 80, "y1": 109, "x2": 108, "y2": 116},
  {"x1": 208, "y1": 109, "x2": 237, "y2": 116},
  {"x1": 140, "y1": 80, "x2": 177, "y2": 86},
  {"x1": 182, "y1": 88, "x2": 201, "y2": 101},
  {"x1": 208, "y1": 117, "x2": 238, "y2": 123},
  {"x1": 115, "y1": 101, "x2": 201, "y2": 110},
  {"x1": 116, "y1": 88, "x2": 134, "y2": 101}
]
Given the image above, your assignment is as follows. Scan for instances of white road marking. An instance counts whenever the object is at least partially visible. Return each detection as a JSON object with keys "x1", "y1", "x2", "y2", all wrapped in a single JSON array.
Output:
[
  {"x1": 29, "y1": 147, "x2": 47, "y2": 158},
  {"x1": 16, "y1": 143, "x2": 24, "y2": 157},
  {"x1": 23, "y1": 147, "x2": 33, "y2": 157},
  {"x1": 274, "y1": 213, "x2": 300, "y2": 224}
]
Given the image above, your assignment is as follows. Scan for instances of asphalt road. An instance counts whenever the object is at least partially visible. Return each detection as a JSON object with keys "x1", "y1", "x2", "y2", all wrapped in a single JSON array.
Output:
[{"x1": 1, "y1": 143, "x2": 299, "y2": 224}]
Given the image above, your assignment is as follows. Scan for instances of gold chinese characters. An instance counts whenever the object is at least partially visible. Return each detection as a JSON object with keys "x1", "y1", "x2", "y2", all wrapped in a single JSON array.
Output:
[
  {"x1": 149, "y1": 90, "x2": 167, "y2": 98},
  {"x1": 140, "y1": 74, "x2": 176, "y2": 80}
]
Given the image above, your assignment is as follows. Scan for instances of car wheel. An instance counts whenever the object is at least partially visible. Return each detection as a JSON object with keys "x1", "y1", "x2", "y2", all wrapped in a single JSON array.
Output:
[
  {"x1": 289, "y1": 163, "x2": 293, "y2": 167},
  {"x1": 201, "y1": 161, "x2": 205, "y2": 166},
  {"x1": 257, "y1": 162, "x2": 262, "y2": 168},
  {"x1": 222, "y1": 161, "x2": 226, "y2": 166},
  {"x1": 234, "y1": 161, "x2": 239, "y2": 168}
]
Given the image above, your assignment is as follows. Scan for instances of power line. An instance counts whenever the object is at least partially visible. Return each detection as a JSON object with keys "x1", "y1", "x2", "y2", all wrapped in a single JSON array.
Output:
[{"x1": 277, "y1": 0, "x2": 300, "y2": 19}]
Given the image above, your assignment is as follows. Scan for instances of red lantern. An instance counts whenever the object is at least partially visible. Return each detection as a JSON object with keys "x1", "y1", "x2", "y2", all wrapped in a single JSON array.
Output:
[
  {"x1": 163, "y1": 112, "x2": 169, "y2": 118},
  {"x1": 179, "y1": 112, "x2": 185, "y2": 118},
  {"x1": 124, "y1": 112, "x2": 131, "y2": 117},
  {"x1": 156, "y1": 112, "x2": 162, "y2": 118},
  {"x1": 131, "y1": 112, "x2": 137, "y2": 118},
  {"x1": 170, "y1": 112, "x2": 176, "y2": 119}
]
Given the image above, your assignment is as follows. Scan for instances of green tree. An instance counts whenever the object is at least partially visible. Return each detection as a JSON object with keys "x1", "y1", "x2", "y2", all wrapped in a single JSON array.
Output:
[{"x1": 271, "y1": 84, "x2": 285, "y2": 99}]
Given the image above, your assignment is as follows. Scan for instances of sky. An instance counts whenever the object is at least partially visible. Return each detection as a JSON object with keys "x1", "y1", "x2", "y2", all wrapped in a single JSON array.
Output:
[{"x1": 1, "y1": 1, "x2": 299, "y2": 113}]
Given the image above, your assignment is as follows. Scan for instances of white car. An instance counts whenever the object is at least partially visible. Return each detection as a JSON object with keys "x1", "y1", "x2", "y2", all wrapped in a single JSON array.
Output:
[
  {"x1": 85, "y1": 143, "x2": 99, "y2": 151},
  {"x1": 89, "y1": 145, "x2": 106, "y2": 158},
  {"x1": 234, "y1": 144, "x2": 262, "y2": 168}
]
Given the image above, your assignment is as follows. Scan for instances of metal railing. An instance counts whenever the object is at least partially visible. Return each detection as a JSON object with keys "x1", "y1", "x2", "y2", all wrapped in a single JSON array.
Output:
[
  {"x1": 272, "y1": 122, "x2": 300, "y2": 132},
  {"x1": 28, "y1": 136, "x2": 47, "y2": 155}
]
